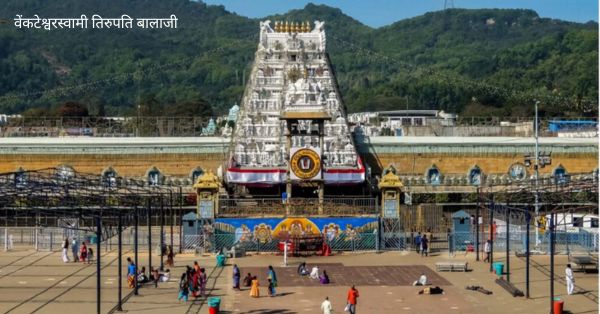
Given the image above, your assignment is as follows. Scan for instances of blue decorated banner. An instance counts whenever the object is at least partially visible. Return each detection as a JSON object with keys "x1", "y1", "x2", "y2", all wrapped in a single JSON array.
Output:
[{"x1": 214, "y1": 217, "x2": 377, "y2": 244}]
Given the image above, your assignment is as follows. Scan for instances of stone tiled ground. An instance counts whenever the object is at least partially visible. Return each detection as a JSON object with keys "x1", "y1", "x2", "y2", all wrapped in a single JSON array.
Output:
[
  {"x1": 0, "y1": 247, "x2": 597, "y2": 314},
  {"x1": 243, "y1": 264, "x2": 451, "y2": 287}
]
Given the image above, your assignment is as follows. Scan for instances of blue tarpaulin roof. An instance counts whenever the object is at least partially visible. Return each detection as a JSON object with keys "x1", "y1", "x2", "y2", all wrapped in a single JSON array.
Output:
[{"x1": 548, "y1": 120, "x2": 597, "y2": 132}]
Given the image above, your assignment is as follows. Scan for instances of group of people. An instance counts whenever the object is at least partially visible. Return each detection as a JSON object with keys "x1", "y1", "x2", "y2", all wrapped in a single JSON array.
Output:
[
  {"x1": 319, "y1": 285, "x2": 359, "y2": 314},
  {"x1": 178, "y1": 261, "x2": 208, "y2": 302},
  {"x1": 298, "y1": 262, "x2": 330, "y2": 284},
  {"x1": 414, "y1": 233, "x2": 430, "y2": 257},
  {"x1": 237, "y1": 265, "x2": 279, "y2": 298},
  {"x1": 126, "y1": 257, "x2": 170, "y2": 290},
  {"x1": 62, "y1": 237, "x2": 93, "y2": 263}
]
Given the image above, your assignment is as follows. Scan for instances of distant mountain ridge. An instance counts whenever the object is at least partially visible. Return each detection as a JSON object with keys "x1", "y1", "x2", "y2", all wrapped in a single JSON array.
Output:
[{"x1": 0, "y1": 0, "x2": 596, "y2": 116}]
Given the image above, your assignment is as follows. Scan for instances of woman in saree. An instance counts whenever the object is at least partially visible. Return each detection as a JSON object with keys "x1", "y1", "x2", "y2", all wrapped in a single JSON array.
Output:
[
  {"x1": 232, "y1": 264, "x2": 241, "y2": 290},
  {"x1": 267, "y1": 265, "x2": 278, "y2": 295},
  {"x1": 249, "y1": 276, "x2": 260, "y2": 298}
]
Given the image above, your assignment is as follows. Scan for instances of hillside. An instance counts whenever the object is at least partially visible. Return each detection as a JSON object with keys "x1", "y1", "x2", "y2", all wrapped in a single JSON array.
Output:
[{"x1": 0, "y1": 1, "x2": 596, "y2": 116}]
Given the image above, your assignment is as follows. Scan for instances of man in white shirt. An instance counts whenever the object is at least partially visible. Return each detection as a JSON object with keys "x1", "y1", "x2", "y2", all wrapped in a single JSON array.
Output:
[
  {"x1": 61, "y1": 238, "x2": 70, "y2": 263},
  {"x1": 320, "y1": 296, "x2": 333, "y2": 314},
  {"x1": 565, "y1": 264, "x2": 575, "y2": 295},
  {"x1": 484, "y1": 240, "x2": 491, "y2": 263}
]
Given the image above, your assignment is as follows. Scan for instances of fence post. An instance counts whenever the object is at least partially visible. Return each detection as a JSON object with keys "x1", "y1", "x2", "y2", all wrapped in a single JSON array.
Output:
[
  {"x1": 4, "y1": 228, "x2": 7, "y2": 251},
  {"x1": 550, "y1": 212, "x2": 555, "y2": 314},
  {"x1": 526, "y1": 211, "x2": 530, "y2": 299},
  {"x1": 506, "y1": 205, "x2": 510, "y2": 283},
  {"x1": 489, "y1": 197, "x2": 494, "y2": 273},
  {"x1": 476, "y1": 187, "x2": 480, "y2": 261},
  {"x1": 375, "y1": 229, "x2": 379, "y2": 252}
]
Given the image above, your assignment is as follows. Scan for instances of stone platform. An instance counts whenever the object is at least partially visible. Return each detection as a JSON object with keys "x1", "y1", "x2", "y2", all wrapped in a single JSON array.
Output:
[{"x1": 243, "y1": 264, "x2": 451, "y2": 287}]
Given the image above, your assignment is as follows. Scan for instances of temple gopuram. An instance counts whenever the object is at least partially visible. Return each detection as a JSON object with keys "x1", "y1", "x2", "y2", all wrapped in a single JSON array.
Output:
[{"x1": 226, "y1": 20, "x2": 365, "y2": 196}]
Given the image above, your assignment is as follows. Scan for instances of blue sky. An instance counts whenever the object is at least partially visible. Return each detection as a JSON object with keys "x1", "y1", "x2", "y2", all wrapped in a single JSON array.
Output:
[{"x1": 202, "y1": 0, "x2": 599, "y2": 27}]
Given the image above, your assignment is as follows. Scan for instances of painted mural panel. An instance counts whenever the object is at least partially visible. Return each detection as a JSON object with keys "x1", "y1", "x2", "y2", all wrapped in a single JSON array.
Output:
[{"x1": 214, "y1": 217, "x2": 378, "y2": 244}]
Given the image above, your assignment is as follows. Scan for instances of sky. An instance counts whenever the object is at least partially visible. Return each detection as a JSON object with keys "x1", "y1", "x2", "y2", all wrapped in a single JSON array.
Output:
[{"x1": 202, "y1": 0, "x2": 599, "y2": 28}]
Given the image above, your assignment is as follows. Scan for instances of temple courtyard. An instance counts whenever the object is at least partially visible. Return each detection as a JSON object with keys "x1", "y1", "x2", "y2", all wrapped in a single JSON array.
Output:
[{"x1": 0, "y1": 248, "x2": 597, "y2": 314}]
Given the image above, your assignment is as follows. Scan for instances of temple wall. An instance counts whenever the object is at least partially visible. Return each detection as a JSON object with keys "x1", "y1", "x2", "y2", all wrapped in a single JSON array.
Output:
[
  {"x1": 372, "y1": 153, "x2": 598, "y2": 175},
  {"x1": 2, "y1": 151, "x2": 595, "y2": 179},
  {"x1": 0, "y1": 153, "x2": 225, "y2": 177},
  {"x1": 0, "y1": 136, "x2": 596, "y2": 181}
]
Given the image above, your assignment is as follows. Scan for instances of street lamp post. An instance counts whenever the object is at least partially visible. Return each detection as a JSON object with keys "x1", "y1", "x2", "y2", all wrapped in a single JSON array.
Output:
[
  {"x1": 534, "y1": 100, "x2": 540, "y2": 248},
  {"x1": 136, "y1": 105, "x2": 141, "y2": 137}
]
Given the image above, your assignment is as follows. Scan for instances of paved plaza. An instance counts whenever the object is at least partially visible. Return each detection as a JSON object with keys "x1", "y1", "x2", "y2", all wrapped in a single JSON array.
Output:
[{"x1": 0, "y1": 247, "x2": 597, "y2": 314}]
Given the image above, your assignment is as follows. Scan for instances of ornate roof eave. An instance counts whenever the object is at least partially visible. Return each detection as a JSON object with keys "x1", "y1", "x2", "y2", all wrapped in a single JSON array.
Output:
[
  {"x1": 193, "y1": 170, "x2": 220, "y2": 190},
  {"x1": 378, "y1": 165, "x2": 403, "y2": 189}
]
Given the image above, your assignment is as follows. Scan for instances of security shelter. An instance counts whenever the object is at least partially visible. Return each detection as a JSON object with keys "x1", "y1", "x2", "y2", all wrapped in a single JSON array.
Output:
[
  {"x1": 452, "y1": 210, "x2": 472, "y2": 233},
  {"x1": 182, "y1": 212, "x2": 199, "y2": 237}
]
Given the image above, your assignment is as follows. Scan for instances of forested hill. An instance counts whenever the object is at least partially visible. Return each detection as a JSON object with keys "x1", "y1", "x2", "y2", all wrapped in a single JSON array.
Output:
[{"x1": 0, "y1": 0, "x2": 597, "y2": 117}]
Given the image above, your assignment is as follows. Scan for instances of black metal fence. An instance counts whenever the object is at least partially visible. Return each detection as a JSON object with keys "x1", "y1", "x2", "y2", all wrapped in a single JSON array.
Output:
[
  {"x1": 0, "y1": 116, "x2": 215, "y2": 137},
  {"x1": 219, "y1": 197, "x2": 378, "y2": 217}
]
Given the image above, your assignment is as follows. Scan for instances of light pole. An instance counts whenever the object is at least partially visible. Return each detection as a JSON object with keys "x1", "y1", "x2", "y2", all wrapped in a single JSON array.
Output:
[
  {"x1": 534, "y1": 100, "x2": 540, "y2": 248},
  {"x1": 136, "y1": 105, "x2": 141, "y2": 137}
]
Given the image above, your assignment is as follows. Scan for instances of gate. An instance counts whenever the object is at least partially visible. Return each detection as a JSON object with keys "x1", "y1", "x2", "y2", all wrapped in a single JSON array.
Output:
[{"x1": 381, "y1": 217, "x2": 406, "y2": 250}]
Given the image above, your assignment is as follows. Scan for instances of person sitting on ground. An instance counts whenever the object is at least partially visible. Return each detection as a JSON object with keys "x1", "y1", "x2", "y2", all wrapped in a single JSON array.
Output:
[
  {"x1": 310, "y1": 266, "x2": 320, "y2": 280},
  {"x1": 137, "y1": 266, "x2": 149, "y2": 284},
  {"x1": 320, "y1": 270, "x2": 330, "y2": 284},
  {"x1": 243, "y1": 272, "x2": 253, "y2": 287},
  {"x1": 297, "y1": 262, "x2": 309, "y2": 276},
  {"x1": 413, "y1": 274, "x2": 428, "y2": 286},
  {"x1": 418, "y1": 286, "x2": 444, "y2": 295},
  {"x1": 160, "y1": 269, "x2": 171, "y2": 282}
]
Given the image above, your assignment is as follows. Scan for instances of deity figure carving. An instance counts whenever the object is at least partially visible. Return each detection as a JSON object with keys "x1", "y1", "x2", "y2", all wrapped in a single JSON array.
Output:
[{"x1": 313, "y1": 20, "x2": 325, "y2": 33}]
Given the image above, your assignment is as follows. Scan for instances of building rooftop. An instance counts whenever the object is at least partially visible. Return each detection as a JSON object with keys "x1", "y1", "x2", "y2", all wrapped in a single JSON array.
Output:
[{"x1": 366, "y1": 136, "x2": 598, "y2": 146}]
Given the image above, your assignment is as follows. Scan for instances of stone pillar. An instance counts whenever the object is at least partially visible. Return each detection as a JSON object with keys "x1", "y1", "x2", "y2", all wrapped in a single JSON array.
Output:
[
  {"x1": 318, "y1": 120, "x2": 325, "y2": 215},
  {"x1": 285, "y1": 123, "x2": 292, "y2": 216}
]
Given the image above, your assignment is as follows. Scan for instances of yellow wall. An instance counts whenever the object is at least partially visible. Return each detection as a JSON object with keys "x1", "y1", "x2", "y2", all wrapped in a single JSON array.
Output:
[
  {"x1": 0, "y1": 153, "x2": 225, "y2": 177},
  {"x1": 373, "y1": 153, "x2": 598, "y2": 175},
  {"x1": 1, "y1": 152, "x2": 596, "y2": 177}
]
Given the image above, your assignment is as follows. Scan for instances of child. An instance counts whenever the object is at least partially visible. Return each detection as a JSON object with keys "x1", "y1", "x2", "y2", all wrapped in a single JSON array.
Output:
[
  {"x1": 268, "y1": 278, "x2": 275, "y2": 297},
  {"x1": 178, "y1": 273, "x2": 189, "y2": 302},
  {"x1": 199, "y1": 268, "x2": 207, "y2": 297},
  {"x1": 87, "y1": 248, "x2": 94, "y2": 264},
  {"x1": 152, "y1": 267, "x2": 160, "y2": 288},
  {"x1": 243, "y1": 273, "x2": 253, "y2": 287},
  {"x1": 80, "y1": 242, "x2": 88, "y2": 263}
]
